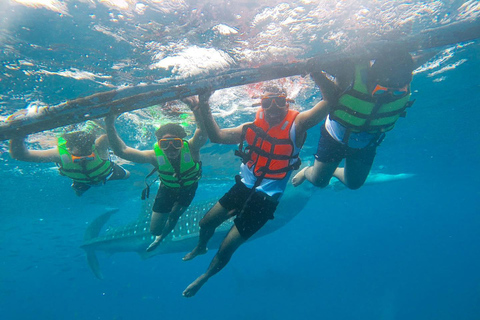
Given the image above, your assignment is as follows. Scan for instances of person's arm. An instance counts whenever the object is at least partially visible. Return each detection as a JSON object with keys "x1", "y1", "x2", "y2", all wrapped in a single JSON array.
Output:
[
  {"x1": 104, "y1": 114, "x2": 156, "y2": 165},
  {"x1": 197, "y1": 92, "x2": 247, "y2": 145},
  {"x1": 94, "y1": 134, "x2": 110, "y2": 160},
  {"x1": 308, "y1": 58, "x2": 353, "y2": 85},
  {"x1": 294, "y1": 71, "x2": 338, "y2": 136},
  {"x1": 9, "y1": 135, "x2": 60, "y2": 163},
  {"x1": 183, "y1": 94, "x2": 208, "y2": 155},
  {"x1": 413, "y1": 51, "x2": 438, "y2": 69}
]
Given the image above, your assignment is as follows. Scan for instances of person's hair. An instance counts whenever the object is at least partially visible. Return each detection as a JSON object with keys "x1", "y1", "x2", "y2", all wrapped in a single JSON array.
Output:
[
  {"x1": 63, "y1": 131, "x2": 96, "y2": 155},
  {"x1": 370, "y1": 50, "x2": 414, "y2": 87},
  {"x1": 262, "y1": 85, "x2": 287, "y2": 96},
  {"x1": 155, "y1": 123, "x2": 187, "y2": 140}
]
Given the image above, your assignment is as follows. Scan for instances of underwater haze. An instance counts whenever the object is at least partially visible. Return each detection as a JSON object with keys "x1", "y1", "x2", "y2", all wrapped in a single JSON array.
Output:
[{"x1": 1, "y1": 1, "x2": 480, "y2": 319}]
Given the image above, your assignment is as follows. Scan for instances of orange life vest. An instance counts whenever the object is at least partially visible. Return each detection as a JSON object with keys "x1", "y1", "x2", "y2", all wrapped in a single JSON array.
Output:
[{"x1": 236, "y1": 108, "x2": 300, "y2": 180}]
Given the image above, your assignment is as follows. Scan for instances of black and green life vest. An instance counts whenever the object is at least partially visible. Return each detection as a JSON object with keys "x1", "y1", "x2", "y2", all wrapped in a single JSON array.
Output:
[
  {"x1": 331, "y1": 63, "x2": 414, "y2": 133},
  {"x1": 153, "y1": 141, "x2": 201, "y2": 188},
  {"x1": 57, "y1": 137, "x2": 113, "y2": 184}
]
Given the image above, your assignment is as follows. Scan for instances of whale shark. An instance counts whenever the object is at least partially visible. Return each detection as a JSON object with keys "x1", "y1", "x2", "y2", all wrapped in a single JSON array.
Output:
[{"x1": 81, "y1": 172, "x2": 415, "y2": 279}]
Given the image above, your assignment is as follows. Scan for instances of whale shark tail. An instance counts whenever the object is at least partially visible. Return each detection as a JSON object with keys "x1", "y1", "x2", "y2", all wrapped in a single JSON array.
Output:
[{"x1": 80, "y1": 208, "x2": 118, "y2": 280}]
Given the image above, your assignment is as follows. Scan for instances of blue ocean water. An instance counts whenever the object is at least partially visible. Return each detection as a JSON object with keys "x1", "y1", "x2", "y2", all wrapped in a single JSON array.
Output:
[{"x1": 1, "y1": 1, "x2": 480, "y2": 320}]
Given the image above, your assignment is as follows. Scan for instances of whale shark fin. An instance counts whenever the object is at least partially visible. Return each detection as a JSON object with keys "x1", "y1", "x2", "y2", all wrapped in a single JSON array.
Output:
[
  {"x1": 83, "y1": 208, "x2": 118, "y2": 242},
  {"x1": 86, "y1": 251, "x2": 103, "y2": 280},
  {"x1": 81, "y1": 208, "x2": 118, "y2": 280}
]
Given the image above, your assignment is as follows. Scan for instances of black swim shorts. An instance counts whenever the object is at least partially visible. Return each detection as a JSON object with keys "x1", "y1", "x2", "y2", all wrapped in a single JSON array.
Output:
[
  {"x1": 315, "y1": 123, "x2": 377, "y2": 165},
  {"x1": 219, "y1": 176, "x2": 278, "y2": 240},
  {"x1": 71, "y1": 181, "x2": 91, "y2": 196},
  {"x1": 152, "y1": 182, "x2": 198, "y2": 214},
  {"x1": 106, "y1": 163, "x2": 128, "y2": 181}
]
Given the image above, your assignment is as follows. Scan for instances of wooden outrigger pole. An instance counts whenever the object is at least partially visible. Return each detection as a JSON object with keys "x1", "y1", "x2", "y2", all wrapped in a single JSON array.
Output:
[
  {"x1": 0, "y1": 61, "x2": 313, "y2": 141},
  {"x1": 0, "y1": 18, "x2": 479, "y2": 141}
]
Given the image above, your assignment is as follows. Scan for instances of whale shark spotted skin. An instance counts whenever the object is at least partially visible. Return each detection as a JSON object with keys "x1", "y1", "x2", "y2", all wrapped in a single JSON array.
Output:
[
  {"x1": 81, "y1": 182, "x2": 314, "y2": 279},
  {"x1": 81, "y1": 172, "x2": 414, "y2": 279}
]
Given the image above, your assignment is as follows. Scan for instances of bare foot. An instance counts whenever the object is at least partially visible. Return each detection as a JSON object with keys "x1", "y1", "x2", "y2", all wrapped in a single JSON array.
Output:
[
  {"x1": 182, "y1": 246, "x2": 207, "y2": 261},
  {"x1": 292, "y1": 167, "x2": 308, "y2": 187},
  {"x1": 146, "y1": 236, "x2": 162, "y2": 252},
  {"x1": 183, "y1": 274, "x2": 208, "y2": 298}
]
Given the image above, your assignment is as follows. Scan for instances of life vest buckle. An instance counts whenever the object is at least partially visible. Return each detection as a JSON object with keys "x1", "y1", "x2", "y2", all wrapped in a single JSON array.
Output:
[
  {"x1": 234, "y1": 149, "x2": 249, "y2": 164},
  {"x1": 141, "y1": 185, "x2": 150, "y2": 200}
]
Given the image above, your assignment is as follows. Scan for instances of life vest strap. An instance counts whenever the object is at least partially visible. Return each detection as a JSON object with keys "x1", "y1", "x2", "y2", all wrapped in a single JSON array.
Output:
[
  {"x1": 254, "y1": 158, "x2": 301, "y2": 177},
  {"x1": 155, "y1": 160, "x2": 201, "y2": 188},
  {"x1": 345, "y1": 89, "x2": 376, "y2": 103},
  {"x1": 60, "y1": 159, "x2": 112, "y2": 183},
  {"x1": 141, "y1": 167, "x2": 159, "y2": 200},
  {"x1": 244, "y1": 124, "x2": 293, "y2": 145},
  {"x1": 336, "y1": 100, "x2": 410, "y2": 120},
  {"x1": 234, "y1": 149, "x2": 250, "y2": 164},
  {"x1": 243, "y1": 145, "x2": 297, "y2": 161},
  {"x1": 236, "y1": 124, "x2": 297, "y2": 163},
  {"x1": 59, "y1": 157, "x2": 105, "y2": 173},
  {"x1": 333, "y1": 99, "x2": 413, "y2": 133}
]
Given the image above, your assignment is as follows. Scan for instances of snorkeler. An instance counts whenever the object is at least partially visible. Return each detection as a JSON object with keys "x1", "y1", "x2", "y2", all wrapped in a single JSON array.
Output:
[
  {"x1": 9, "y1": 122, "x2": 130, "y2": 196},
  {"x1": 181, "y1": 79, "x2": 335, "y2": 298},
  {"x1": 292, "y1": 48, "x2": 420, "y2": 190},
  {"x1": 105, "y1": 97, "x2": 207, "y2": 252}
]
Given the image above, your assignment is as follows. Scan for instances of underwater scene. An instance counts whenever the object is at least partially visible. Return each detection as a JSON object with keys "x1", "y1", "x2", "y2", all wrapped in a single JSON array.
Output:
[{"x1": 1, "y1": 1, "x2": 479, "y2": 319}]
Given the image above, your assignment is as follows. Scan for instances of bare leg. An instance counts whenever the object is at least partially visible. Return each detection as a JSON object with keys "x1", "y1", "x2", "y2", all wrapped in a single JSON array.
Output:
[
  {"x1": 149, "y1": 211, "x2": 168, "y2": 235},
  {"x1": 146, "y1": 203, "x2": 187, "y2": 252},
  {"x1": 183, "y1": 225, "x2": 245, "y2": 297},
  {"x1": 292, "y1": 159, "x2": 341, "y2": 188},
  {"x1": 333, "y1": 156, "x2": 373, "y2": 190},
  {"x1": 182, "y1": 202, "x2": 234, "y2": 261},
  {"x1": 291, "y1": 166, "x2": 309, "y2": 186},
  {"x1": 332, "y1": 167, "x2": 346, "y2": 185}
]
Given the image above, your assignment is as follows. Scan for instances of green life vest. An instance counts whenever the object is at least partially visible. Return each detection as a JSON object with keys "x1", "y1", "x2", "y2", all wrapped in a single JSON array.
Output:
[
  {"x1": 57, "y1": 137, "x2": 113, "y2": 184},
  {"x1": 331, "y1": 63, "x2": 414, "y2": 133},
  {"x1": 153, "y1": 141, "x2": 201, "y2": 188}
]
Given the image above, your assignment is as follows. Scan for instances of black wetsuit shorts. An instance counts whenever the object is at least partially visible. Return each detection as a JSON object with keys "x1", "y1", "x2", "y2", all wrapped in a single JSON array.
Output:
[
  {"x1": 107, "y1": 163, "x2": 129, "y2": 181},
  {"x1": 315, "y1": 123, "x2": 377, "y2": 166},
  {"x1": 152, "y1": 182, "x2": 198, "y2": 214},
  {"x1": 219, "y1": 176, "x2": 278, "y2": 240}
]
